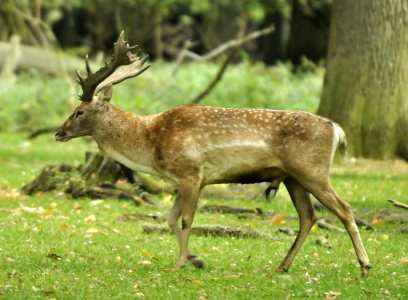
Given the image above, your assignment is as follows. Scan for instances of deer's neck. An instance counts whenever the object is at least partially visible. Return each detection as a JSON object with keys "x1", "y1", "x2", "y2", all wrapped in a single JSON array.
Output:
[{"x1": 91, "y1": 104, "x2": 162, "y2": 176}]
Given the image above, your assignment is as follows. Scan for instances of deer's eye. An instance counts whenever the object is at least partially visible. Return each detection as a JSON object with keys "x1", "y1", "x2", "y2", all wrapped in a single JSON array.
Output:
[{"x1": 76, "y1": 110, "x2": 84, "y2": 117}]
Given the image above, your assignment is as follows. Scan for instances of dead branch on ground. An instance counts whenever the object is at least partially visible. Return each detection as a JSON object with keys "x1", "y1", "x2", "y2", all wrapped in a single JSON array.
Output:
[
  {"x1": 388, "y1": 199, "x2": 408, "y2": 210},
  {"x1": 316, "y1": 220, "x2": 345, "y2": 233},
  {"x1": 142, "y1": 223, "x2": 274, "y2": 239}
]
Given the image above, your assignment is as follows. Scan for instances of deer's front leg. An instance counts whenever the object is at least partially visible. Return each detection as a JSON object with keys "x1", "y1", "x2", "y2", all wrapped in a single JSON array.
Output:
[
  {"x1": 168, "y1": 191, "x2": 204, "y2": 268},
  {"x1": 171, "y1": 179, "x2": 203, "y2": 269}
]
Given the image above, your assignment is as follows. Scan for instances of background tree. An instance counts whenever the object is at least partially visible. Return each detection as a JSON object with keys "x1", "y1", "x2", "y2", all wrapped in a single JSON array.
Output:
[
  {"x1": 0, "y1": 0, "x2": 58, "y2": 48},
  {"x1": 318, "y1": 0, "x2": 408, "y2": 160},
  {"x1": 0, "y1": 0, "x2": 331, "y2": 64}
]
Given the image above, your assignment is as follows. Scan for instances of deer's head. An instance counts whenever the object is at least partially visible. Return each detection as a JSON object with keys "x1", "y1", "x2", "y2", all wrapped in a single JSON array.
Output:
[{"x1": 55, "y1": 32, "x2": 149, "y2": 142}]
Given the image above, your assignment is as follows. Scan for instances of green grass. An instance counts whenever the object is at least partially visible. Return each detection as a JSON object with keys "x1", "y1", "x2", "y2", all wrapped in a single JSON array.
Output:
[
  {"x1": 0, "y1": 62, "x2": 407, "y2": 298},
  {"x1": 1, "y1": 132, "x2": 408, "y2": 299}
]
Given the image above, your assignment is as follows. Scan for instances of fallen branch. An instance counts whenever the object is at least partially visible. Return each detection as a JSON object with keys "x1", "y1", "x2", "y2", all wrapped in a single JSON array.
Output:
[
  {"x1": 395, "y1": 227, "x2": 408, "y2": 233},
  {"x1": 199, "y1": 204, "x2": 260, "y2": 215},
  {"x1": 142, "y1": 223, "x2": 273, "y2": 239},
  {"x1": 199, "y1": 204, "x2": 275, "y2": 220},
  {"x1": 114, "y1": 213, "x2": 166, "y2": 223},
  {"x1": 354, "y1": 207, "x2": 408, "y2": 224},
  {"x1": 278, "y1": 227, "x2": 296, "y2": 235},
  {"x1": 97, "y1": 223, "x2": 130, "y2": 238},
  {"x1": 316, "y1": 220, "x2": 346, "y2": 233},
  {"x1": 71, "y1": 183, "x2": 144, "y2": 205},
  {"x1": 388, "y1": 199, "x2": 408, "y2": 210}
]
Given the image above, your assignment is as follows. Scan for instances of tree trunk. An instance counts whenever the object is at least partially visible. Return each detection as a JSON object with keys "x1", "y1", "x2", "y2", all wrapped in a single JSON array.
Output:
[
  {"x1": 261, "y1": 12, "x2": 291, "y2": 65},
  {"x1": 318, "y1": 0, "x2": 408, "y2": 160},
  {"x1": 151, "y1": 3, "x2": 163, "y2": 60},
  {"x1": 285, "y1": 0, "x2": 331, "y2": 65},
  {"x1": 0, "y1": 41, "x2": 98, "y2": 76}
]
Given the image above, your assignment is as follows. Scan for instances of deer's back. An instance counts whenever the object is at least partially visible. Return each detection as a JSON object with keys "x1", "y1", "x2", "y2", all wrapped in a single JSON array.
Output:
[{"x1": 148, "y1": 104, "x2": 338, "y2": 185}]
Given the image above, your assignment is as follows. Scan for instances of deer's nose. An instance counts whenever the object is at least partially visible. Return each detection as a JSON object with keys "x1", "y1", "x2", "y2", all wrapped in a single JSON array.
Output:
[{"x1": 55, "y1": 129, "x2": 64, "y2": 141}]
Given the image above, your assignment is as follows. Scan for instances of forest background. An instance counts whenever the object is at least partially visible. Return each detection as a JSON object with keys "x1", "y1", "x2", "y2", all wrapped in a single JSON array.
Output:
[{"x1": 0, "y1": 1, "x2": 407, "y2": 299}]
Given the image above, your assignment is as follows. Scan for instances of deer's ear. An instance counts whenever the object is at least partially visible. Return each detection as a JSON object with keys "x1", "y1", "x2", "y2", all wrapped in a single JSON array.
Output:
[{"x1": 96, "y1": 84, "x2": 113, "y2": 107}]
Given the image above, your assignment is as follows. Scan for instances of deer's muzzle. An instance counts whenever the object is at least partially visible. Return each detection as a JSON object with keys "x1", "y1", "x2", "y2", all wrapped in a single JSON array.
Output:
[{"x1": 55, "y1": 128, "x2": 70, "y2": 142}]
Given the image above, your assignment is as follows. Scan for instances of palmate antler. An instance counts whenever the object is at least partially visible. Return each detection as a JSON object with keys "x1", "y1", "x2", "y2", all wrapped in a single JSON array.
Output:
[{"x1": 76, "y1": 31, "x2": 150, "y2": 102}]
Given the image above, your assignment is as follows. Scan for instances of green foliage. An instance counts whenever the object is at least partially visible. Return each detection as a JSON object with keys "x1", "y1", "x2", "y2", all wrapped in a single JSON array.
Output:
[
  {"x1": 0, "y1": 74, "x2": 74, "y2": 131},
  {"x1": 0, "y1": 0, "x2": 293, "y2": 52},
  {"x1": 42, "y1": 0, "x2": 292, "y2": 23},
  {"x1": 0, "y1": 61, "x2": 323, "y2": 131},
  {"x1": 0, "y1": 132, "x2": 408, "y2": 299}
]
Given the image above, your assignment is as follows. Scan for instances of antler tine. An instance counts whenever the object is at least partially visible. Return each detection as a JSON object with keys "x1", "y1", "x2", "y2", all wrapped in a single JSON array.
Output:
[
  {"x1": 75, "y1": 31, "x2": 149, "y2": 102},
  {"x1": 75, "y1": 69, "x2": 84, "y2": 85},
  {"x1": 111, "y1": 31, "x2": 138, "y2": 65},
  {"x1": 85, "y1": 54, "x2": 92, "y2": 75},
  {"x1": 75, "y1": 55, "x2": 94, "y2": 101},
  {"x1": 93, "y1": 54, "x2": 151, "y2": 96}
]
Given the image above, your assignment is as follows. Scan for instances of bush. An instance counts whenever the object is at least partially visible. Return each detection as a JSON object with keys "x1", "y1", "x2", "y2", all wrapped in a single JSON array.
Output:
[{"x1": 0, "y1": 61, "x2": 324, "y2": 131}]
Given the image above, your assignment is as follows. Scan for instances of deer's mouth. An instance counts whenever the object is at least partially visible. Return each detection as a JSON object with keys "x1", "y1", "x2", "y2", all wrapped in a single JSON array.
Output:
[{"x1": 55, "y1": 130, "x2": 71, "y2": 142}]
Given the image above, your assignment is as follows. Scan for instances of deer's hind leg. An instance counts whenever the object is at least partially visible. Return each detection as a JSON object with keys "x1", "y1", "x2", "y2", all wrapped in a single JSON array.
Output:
[
  {"x1": 168, "y1": 189, "x2": 205, "y2": 269},
  {"x1": 278, "y1": 177, "x2": 317, "y2": 272},
  {"x1": 296, "y1": 175, "x2": 371, "y2": 277}
]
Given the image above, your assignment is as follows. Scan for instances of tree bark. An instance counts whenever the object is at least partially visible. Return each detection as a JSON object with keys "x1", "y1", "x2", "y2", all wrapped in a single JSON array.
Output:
[{"x1": 318, "y1": 0, "x2": 408, "y2": 160}]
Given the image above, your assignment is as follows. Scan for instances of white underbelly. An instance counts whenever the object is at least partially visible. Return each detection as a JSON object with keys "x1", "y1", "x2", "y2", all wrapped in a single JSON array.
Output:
[
  {"x1": 200, "y1": 144, "x2": 280, "y2": 185},
  {"x1": 99, "y1": 146, "x2": 163, "y2": 177}
]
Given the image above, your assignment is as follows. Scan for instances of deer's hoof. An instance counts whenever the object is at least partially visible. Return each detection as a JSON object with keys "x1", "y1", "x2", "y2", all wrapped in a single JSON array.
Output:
[
  {"x1": 361, "y1": 264, "x2": 372, "y2": 278},
  {"x1": 173, "y1": 261, "x2": 186, "y2": 270},
  {"x1": 277, "y1": 266, "x2": 289, "y2": 273}
]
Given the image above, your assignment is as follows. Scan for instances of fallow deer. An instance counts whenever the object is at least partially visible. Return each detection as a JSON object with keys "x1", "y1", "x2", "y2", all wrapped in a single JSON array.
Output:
[{"x1": 55, "y1": 32, "x2": 371, "y2": 277}]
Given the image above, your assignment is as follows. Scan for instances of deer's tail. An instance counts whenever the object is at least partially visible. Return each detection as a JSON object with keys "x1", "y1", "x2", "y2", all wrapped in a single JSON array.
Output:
[{"x1": 333, "y1": 123, "x2": 348, "y2": 159}]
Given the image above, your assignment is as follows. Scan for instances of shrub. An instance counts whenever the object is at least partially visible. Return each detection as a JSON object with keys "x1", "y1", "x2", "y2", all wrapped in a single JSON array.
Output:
[{"x1": 0, "y1": 61, "x2": 323, "y2": 131}]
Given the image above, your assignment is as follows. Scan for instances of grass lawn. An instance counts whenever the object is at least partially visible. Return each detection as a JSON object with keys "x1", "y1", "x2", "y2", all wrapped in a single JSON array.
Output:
[{"x1": 0, "y1": 132, "x2": 407, "y2": 299}]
